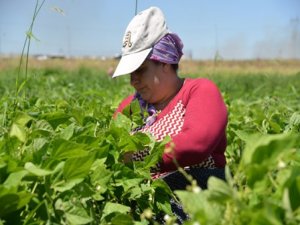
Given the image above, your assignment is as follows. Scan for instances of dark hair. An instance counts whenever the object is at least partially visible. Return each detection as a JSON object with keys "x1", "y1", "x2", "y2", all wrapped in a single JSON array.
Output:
[
  {"x1": 152, "y1": 60, "x2": 179, "y2": 72},
  {"x1": 171, "y1": 63, "x2": 179, "y2": 72}
]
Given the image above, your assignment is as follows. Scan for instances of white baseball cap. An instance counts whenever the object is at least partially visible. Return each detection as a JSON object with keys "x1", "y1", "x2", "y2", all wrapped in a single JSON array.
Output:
[{"x1": 112, "y1": 7, "x2": 169, "y2": 78}]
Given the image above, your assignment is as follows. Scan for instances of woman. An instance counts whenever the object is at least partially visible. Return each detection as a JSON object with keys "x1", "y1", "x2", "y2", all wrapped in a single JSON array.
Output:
[{"x1": 112, "y1": 6, "x2": 228, "y2": 223}]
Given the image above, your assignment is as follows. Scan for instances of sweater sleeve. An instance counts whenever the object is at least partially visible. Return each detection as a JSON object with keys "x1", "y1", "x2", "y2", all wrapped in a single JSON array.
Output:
[
  {"x1": 161, "y1": 79, "x2": 228, "y2": 171},
  {"x1": 113, "y1": 95, "x2": 134, "y2": 118}
]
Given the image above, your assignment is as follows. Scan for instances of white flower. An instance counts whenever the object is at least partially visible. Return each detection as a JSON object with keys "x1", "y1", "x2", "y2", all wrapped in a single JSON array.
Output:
[
  {"x1": 278, "y1": 160, "x2": 286, "y2": 169},
  {"x1": 192, "y1": 186, "x2": 201, "y2": 193},
  {"x1": 96, "y1": 185, "x2": 101, "y2": 191},
  {"x1": 164, "y1": 214, "x2": 170, "y2": 221}
]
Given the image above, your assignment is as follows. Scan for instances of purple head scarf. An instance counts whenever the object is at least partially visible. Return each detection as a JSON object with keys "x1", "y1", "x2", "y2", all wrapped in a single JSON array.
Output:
[{"x1": 149, "y1": 33, "x2": 184, "y2": 64}]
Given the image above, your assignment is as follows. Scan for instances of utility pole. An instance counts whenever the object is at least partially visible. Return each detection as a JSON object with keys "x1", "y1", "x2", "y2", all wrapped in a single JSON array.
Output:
[{"x1": 135, "y1": 0, "x2": 138, "y2": 15}]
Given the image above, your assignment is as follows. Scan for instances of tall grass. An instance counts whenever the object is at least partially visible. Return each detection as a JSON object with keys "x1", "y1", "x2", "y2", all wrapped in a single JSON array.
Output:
[{"x1": 15, "y1": 0, "x2": 46, "y2": 103}]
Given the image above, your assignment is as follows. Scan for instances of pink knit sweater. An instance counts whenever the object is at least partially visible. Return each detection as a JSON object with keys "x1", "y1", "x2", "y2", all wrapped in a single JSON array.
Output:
[{"x1": 115, "y1": 78, "x2": 228, "y2": 173}]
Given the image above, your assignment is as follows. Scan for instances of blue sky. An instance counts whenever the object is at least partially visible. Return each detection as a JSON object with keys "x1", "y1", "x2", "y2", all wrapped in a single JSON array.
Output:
[{"x1": 0, "y1": 0, "x2": 299, "y2": 59}]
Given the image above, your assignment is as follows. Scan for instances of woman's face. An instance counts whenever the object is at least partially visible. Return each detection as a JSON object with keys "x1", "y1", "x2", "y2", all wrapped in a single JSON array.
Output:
[{"x1": 130, "y1": 59, "x2": 165, "y2": 104}]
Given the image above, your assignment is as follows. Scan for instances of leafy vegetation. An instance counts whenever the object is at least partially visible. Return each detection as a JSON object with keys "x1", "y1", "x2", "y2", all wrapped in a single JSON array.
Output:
[{"x1": 0, "y1": 61, "x2": 299, "y2": 224}]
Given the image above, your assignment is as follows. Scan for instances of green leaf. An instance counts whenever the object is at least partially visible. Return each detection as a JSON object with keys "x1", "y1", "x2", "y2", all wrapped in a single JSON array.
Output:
[
  {"x1": 25, "y1": 162, "x2": 53, "y2": 176},
  {"x1": 60, "y1": 123, "x2": 75, "y2": 140},
  {"x1": 175, "y1": 190, "x2": 221, "y2": 224},
  {"x1": 3, "y1": 170, "x2": 28, "y2": 188},
  {"x1": 34, "y1": 119, "x2": 54, "y2": 134},
  {"x1": 63, "y1": 153, "x2": 95, "y2": 180},
  {"x1": 113, "y1": 113, "x2": 132, "y2": 131},
  {"x1": 153, "y1": 181, "x2": 172, "y2": 214},
  {"x1": 52, "y1": 178, "x2": 84, "y2": 192},
  {"x1": 111, "y1": 214, "x2": 134, "y2": 225},
  {"x1": 175, "y1": 191, "x2": 205, "y2": 216},
  {"x1": 90, "y1": 160, "x2": 112, "y2": 193},
  {"x1": 102, "y1": 202, "x2": 130, "y2": 218},
  {"x1": 285, "y1": 112, "x2": 300, "y2": 132},
  {"x1": 151, "y1": 179, "x2": 173, "y2": 196},
  {"x1": 9, "y1": 123, "x2": 26, "y2": 142},
  {"x1": 51, "y1": 139, "x2": 89, "y2": 160},
  {"x1": 143, "y1": 147, "x2": 163, "y2": 169},
  {"x1": 65, "y1": 213, "x2": 93, "y2": 225},
  {"x1": 0, "y1": 157, "x2": 7, "y2": 169},
  {"x1": 122, "y1": 178, "x2": 144, "y2": 193},
  {"x1": 121, "y1": 99, "x2": 144, "y2": 128},
  {"x1": 14, "y1": 112, "x2": 33, "y2": 126},
  {"x1": 17, "y1": 79, "x2": 28, "y2": 94},
  {"x1": 249, "y1": 204, "x2": 283, "y2": 225},
  {"x1": 269, "y1": 120, "x2": 282, "y2": 133},
  {"x1": 129, "y1": 99, "x2": 144, "y2": 126},
  {"x1": 246, "y1": 164, "x2": 269, "y2": 188},
  {"x1": 232, "y1": 129, "x2": 252, "y2": 142},
  {"x1": 286, "y1": 175, "x2": 300, "y2": 211},
  {"x1": 242, "y1": 133, "x2": 296, "y2": 165},
  {"x1": 119, "y1": 132, "x2": 150, "y2": 152},
  {"x1": 32, "y1": 137, "x2": 48, "y2": 151},
  {"x1": 41, "y1": 112, "x2": 71, "y2": 129},
  {"x1": 70, "y1": 107, "x2": 85, "y2": 125},
  {"x1": 0, "y1": 187, "x2": 33, "y2": 217},
  {"x1": 112, "y1": 163, "x2": 137, "y2": 180},
  {"x1": 206, "y1": 176, "x2": 233, "y2": 203},
  {"x1": 140, "y1": 136, "x2": 169, "y2": 170}
]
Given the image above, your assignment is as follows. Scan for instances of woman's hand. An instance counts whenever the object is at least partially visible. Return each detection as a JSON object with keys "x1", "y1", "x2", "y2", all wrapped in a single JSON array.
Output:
[{"x1": 123, "y1": 151, "x2": 134, "y2": 163}]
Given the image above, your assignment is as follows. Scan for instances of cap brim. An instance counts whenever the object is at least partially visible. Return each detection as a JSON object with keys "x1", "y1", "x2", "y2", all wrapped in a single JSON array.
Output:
[{"x1": 112, "y1": 48, "x2": 152, "y2": 78}]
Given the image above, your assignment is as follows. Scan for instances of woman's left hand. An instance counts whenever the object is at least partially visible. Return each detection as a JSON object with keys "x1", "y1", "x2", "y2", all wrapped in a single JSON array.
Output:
[{"x1": 123, "y1": 152, "x2": 134, "y2": 163}]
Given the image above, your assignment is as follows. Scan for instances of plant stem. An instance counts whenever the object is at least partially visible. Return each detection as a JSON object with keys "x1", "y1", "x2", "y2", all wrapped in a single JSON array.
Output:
[{"x1": 15, "y1": 0, "x2": 46, "y2": 105}]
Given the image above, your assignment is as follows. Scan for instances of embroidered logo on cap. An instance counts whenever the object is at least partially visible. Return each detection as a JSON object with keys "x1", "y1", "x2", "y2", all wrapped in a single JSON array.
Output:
[{"x1": 123, "y1": 31, "x2": 133, "y2": 48}]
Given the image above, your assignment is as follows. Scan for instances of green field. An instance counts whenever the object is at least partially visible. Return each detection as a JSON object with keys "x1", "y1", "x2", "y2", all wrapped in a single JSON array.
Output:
[{"x1": 0, "y1": 58, "x2": 300, "y2": 224}]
